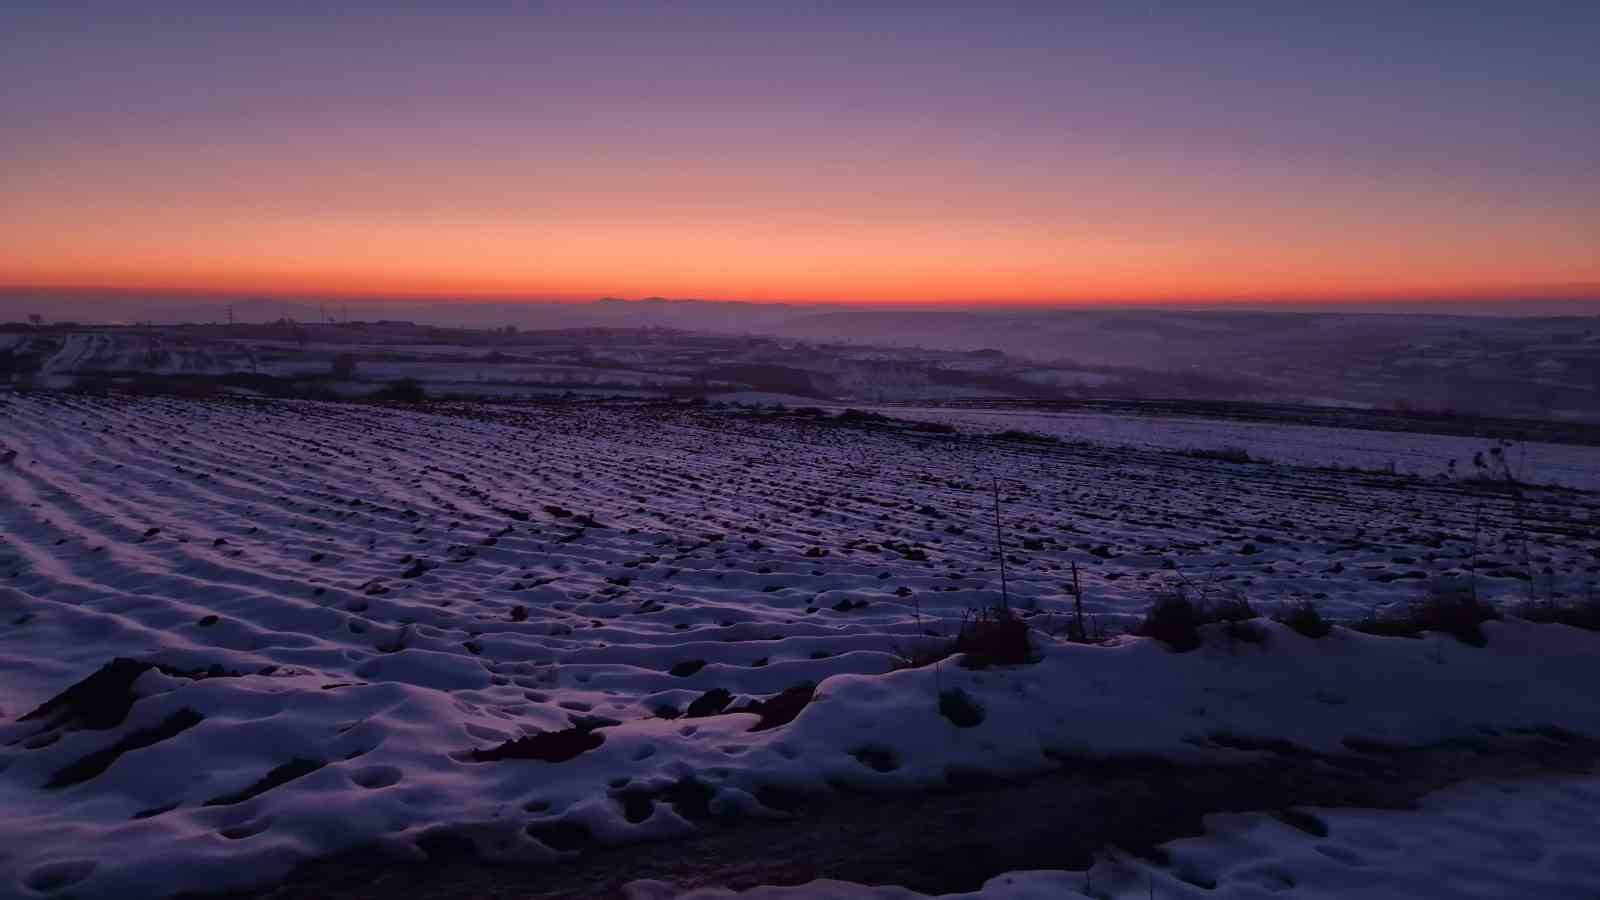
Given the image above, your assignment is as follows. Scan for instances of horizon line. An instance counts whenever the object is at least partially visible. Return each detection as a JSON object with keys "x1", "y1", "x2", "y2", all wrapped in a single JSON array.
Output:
[{"x1": 4, "y1": 282, "x2": 1599, "y2": 310}]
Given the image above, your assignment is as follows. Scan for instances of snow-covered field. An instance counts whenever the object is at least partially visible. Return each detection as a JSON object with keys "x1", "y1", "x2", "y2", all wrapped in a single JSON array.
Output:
[
  {"x1": 868, "y1": 406, "x2": 1600, "y2": 491},
  {"x1": 2, "y1": 394, "x2": 1599, "y2": 898}
]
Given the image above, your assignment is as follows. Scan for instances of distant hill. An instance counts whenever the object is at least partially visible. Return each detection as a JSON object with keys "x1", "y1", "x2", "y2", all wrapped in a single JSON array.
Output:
[{"x1": 4, "y1": 292, "x2": 1597, "y2": 418}]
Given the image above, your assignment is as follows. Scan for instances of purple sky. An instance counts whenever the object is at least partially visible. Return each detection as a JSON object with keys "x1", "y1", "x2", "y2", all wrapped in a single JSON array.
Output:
[{"x1": 4, "y1": 2, "x2": 1597, "y2": 304}]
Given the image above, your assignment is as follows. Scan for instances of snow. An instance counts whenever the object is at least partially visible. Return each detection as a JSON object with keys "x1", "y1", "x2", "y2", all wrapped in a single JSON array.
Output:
[
  {"x1": 869, "y1": 406, "x2": 1600, "y2": 491},
  {"x1": 1, "y1": 394, "x2": 1598, "y2": 898},
  {"x1": 632, "y1": 775, "x2": 1600, "y2": 899}
]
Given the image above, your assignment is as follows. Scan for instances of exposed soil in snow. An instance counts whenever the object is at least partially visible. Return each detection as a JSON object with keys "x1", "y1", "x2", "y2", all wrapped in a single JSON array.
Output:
[
  {"x1": 232, "y1": 735, "x2": 1600, "y2": 899},
  {"x1": 626, "y1": 774, "x2": 1600, "y2": 898}
]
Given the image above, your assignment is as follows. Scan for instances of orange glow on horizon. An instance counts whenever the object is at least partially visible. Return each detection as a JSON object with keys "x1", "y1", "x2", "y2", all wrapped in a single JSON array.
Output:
[
  {"x1": 4, "y1": 195, "x2": 1595, "y2": 307},
  {"x1": 5, "y1": 5, "x2": 1596, "y2": 310},
  {"x1": 5, "y1": 276, "x2": 1595, "y2": 309},
  {"x1": 5, "y1": 168, "x2": 1594, "y2": 306},
  {"x1": 4, "y1": 110, "x2": 1595, "y2": 307}
]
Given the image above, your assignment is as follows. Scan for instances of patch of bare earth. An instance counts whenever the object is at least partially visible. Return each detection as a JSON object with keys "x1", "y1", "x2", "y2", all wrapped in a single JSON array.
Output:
[{"x1": 227, "y1": 733, "x2": 1600, "y2": 900}]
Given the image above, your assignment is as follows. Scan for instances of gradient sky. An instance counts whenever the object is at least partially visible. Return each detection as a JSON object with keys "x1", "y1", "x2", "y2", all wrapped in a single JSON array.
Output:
[{"x1": 3, "y1": 2, "x2": 1597, "y2": 305}]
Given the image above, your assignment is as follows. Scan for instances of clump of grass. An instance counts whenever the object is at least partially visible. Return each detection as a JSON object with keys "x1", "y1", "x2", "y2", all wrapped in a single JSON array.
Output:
[
  {"x1": 890, "y1": 606, "x2": 1032, "y2": 670},
  {"x1": 952, "y1": 606, "x2": 1032, "y2": 668},
  {"x1": 1134, "y1": 587, "x2": 1264, "y2": 651},
  {"x1": 1353, "y1": 581, "x2": 1500, "y2": 647},
  {"x1": 1210, "y1": 597, "x2": 1259, "y2": 622},
  {"x1": 1415, "y1": 581, "x2": 1501, "y2": 646},
  {"x1": 1206, "y1": 595, "x2": 1267, "y2": 642},
  {"x1": 1511, "y1": 593, "x2": 1600, "y2": 632},
  {"x1": 1275, "y1": 600, "x2": 1332, "y2": 638},
  {"x1": 1134, "y1": 591, "x2": 1205, "y2": 652}
]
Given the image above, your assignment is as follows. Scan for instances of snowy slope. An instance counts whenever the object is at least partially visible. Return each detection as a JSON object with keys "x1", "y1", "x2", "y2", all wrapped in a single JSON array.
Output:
[{"x1": 2, "y1": 395, "x2": 1599, "y2": 898}]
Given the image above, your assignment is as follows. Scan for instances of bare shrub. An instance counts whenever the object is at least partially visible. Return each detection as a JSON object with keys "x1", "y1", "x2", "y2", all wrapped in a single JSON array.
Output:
[
  {"x1": 952, "y1": 606, "x2": 1032, "y2": 668},
  {"x1": 1275, "y1": 600, "x2": 1332, "y2": 638},
  {"x1": 1134, "y1": 591, "x2": 1204, "y2": 652},
  {"x1": 1353, "y1": 581, "x2": 1500, "y2": 647},
  {"x1": 1134, "y1": 584, "x2": 1265, "y2": 651}
]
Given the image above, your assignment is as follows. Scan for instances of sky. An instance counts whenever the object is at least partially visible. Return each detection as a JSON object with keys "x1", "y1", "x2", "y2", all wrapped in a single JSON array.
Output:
[{"x1": 2, "y1": 2, "x2": 1597, "y2": 307}]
